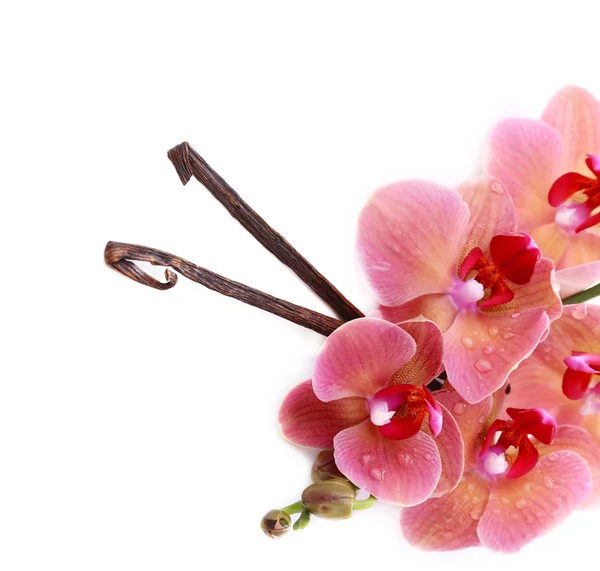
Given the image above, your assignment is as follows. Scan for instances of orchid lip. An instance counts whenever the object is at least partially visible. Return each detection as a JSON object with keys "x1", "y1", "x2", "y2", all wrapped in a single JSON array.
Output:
[{"x1": 449, "y1": 278, "x2": 484, "y2": 310}]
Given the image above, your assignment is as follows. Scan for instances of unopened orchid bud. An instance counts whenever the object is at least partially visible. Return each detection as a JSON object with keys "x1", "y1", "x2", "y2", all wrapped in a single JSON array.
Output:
[
  {"x1": 311, "y1": 450, "x2": 346, "y2": 483},
  {"x1": 260, "y1": 509, "x2": 292, "y2": 539},
  {"x1": 301, "y1": 479, "x2": 356, "y2": 519}
]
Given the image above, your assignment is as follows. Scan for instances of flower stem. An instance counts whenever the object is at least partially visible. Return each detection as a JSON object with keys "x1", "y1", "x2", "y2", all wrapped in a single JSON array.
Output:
[
  {"x1": 562, "y1": 282, "x2": 600, "y2": 305},
  {"x1": 353, "y1": 495, "x2": 377, "y2": 510},
  {"x1": 282, "y1": 501, "x2": 304, "y2": 515},
  {"x1": 104, "y1": 241, "x2": 344, "y2": 336},
  {"x1": 167, "y1": 142, "x2": 364, "y2": 322},
  {"x1": 293, "y1": 508, "x2": 311, "y2": 531}
]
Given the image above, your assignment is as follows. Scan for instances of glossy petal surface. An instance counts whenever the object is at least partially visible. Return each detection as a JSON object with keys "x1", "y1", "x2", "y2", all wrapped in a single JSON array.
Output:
[
  {"x1": 556, "y1": 261, "x2": 600, "y2": 298},
  {"x1": 334, "y1": 420, "x2": 442, "y2": 506}
]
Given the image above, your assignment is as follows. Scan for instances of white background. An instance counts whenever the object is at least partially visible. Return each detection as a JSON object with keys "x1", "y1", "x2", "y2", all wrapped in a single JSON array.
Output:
[{"x1": 2, "y1": 1, "x2": 600, "y2": 569}]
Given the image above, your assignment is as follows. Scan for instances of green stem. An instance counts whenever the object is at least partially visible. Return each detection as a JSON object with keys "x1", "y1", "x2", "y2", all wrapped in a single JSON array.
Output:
[
  {"x1": 293, "y1": 508, "x2": 311, "y2": 530},
  {"x1": 562, "y1": 282, "x2": 600, "y2": 305},
  {"x1": 353, "y1": 495, "x2": 378, "y2": 510},
  {"x1": 282, "y1": 501, "x2": 304, "y2": 515}
]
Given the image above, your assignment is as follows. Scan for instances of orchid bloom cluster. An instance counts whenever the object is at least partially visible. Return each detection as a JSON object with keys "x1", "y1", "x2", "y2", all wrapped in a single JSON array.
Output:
[{"x1": 275, "y1": 86, "x2": 600, "y2": 552}]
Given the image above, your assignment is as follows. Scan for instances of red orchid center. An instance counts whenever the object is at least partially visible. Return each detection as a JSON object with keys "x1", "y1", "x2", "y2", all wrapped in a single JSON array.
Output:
[
  {"x1": 368, "y1": 384, "x2": 442, "y2": 441},
  {"x1": 562, "y1": 351, "x2": 600, "y2": 414},
  {"x1": 456, "y1": 234, "x2": 541, "y2": 309},
  {"x1": 479, "y1": 407, "x2": 557, "y2": 479},
  {"x1": 549, "y1": 154, "x2": 600, "y2": 233}
]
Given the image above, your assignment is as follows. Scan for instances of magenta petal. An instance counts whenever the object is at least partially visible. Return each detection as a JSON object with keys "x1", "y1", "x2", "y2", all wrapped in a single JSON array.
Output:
[
  {"x1": 431, "y1": 403, "x2": 465, "y2": 496},
  {"x1": 424, "y1": 387, "x2": 443, "y2": 437},
  {"x1": 379, "y1": 414, "x2": 423, "y2": 440},
  {"x1": 278, "y1": 381, "x2": 369, "y2": 448},
  {"x1": 478, "y1": 450, "x2": 592, "y2": 553},
  {"x1": 358, "y1": 180, "x2": 469, "y2": 307},
  {"x1": 506, "y1": 437, "x2": 539, "y2": 479},
  {"x1": 562, "y1": 368, "x2": 592, "y2": 400},
  {"x1": 556, "y1": 262, "x2": 600, "y2": 298},
  {"x1": 334, "y1": 420, "x2": 442, "y2": 506},
  {"x1": 443, "y1": 308, "x2": 550, "y2": 403},
  {"x1": 548, "y1": 171, "x2": 594, "y2": 206},
  {"x1": 490, "y1": 234, "x2": 541, "y2": 285},
  {"x1": 506, "y1": 407, "x2": 557, "y2": 444},
  {"x1": 313, "y1": 318, "x2": 416, "y2": 401},
  {"x1": 484, "y1": 118, "x2": 561, "y2": 231},
  {"x1": 401, "y1": 471, "x2": 489, "y2": 551}
]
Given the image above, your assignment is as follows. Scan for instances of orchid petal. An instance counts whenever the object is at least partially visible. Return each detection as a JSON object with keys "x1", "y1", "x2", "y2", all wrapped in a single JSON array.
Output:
[
  {"x1": 379, "y1": 414, "x2": 424, "y2": 440},
  {"x1": 457, "y1": 176, "x2": 517, "y2": 259},
  {"x1": 333, "y1": 420, "x2": 442, "y2": 506},
  {"x1": 375, "y1": 294, "x2": 458, "y2": 334},
  {"x1": 401, "y1": 471, "x2": 489, "y2": 551},
  {"x1": 278, "y1": 380, "x2": 368, "y2": 448},
  {"x1": 478, "y1": 450, "x2": 592, "y2": 552},
  {"x1": 556, "y1": 261, "x2": 600, "y2": 298},
  {"x1": 548, "y1": 171, "x2": 595, "y2": 206},
  {"x1": 506, "y1": 436, "x2": 539, "y2": 479},
  {"x1": 537, "y1": 425, "x2": 600, "y2": 506},
  {"x1": 393, "y1": 319, "x2": 445, "y2": 386},
  {"x1": 541, "y1": 85, "x2": 600, "y2": 175},
  {"x1": 431, "y1": 403, "x2": 465, "y2": 496},
  {"x1": 443, "y1": 308, "x2": 550, "y2": 404},
  {"x1": 562, "y1": 369, "x2": 592, "y2": 400},
  {"x1": 506, "y1": 407, "x2": 557, "y2": 444},
  {"x1": 530, "y1": 223, "x2": 569, "y2": 269},
  {"x1": 358, "y1": 180, "x2": 469, "y2": 306},
  {"x1": 435, "y1": 391, "x2": 494, "y2": 463},
  {"x1": 559, "y1": 230, "x2": 600, "y2": 269},
  {"x1": 313, "y1": 318, "x2": 416, "y2": 402},
  {"x1": 490, "y1": 234, "x2": 541, "y2": 285},
  {"x1": 484, "y1": 118, "x2": 561, "y2": 231}
]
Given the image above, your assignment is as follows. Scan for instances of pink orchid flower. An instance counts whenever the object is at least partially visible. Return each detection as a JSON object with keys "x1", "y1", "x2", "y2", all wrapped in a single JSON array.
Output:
[
  {"x1": 485, "y1": 85, "x2": 600, "y2": 269},
  {"x1": 401, "y1": 390, "x2": 595, "y2": 552},
  {"x1": 358, "y1": 175, "x2": 562, "y2": 404},
  {"x1": 505, "y1": 303, "x2": 600, "y2": 503},
  {"x1": 278, "y1": 318, "x2": 464, "y2": 506}
]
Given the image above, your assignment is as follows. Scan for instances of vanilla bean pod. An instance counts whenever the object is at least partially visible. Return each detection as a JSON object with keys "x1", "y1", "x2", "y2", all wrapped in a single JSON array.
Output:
[
  {"x1": 105, "y1": 241, "x2": 344, "y2": 336},
  {"x1": 167, "y1": 142, "x2": 364, "y2": 322}
]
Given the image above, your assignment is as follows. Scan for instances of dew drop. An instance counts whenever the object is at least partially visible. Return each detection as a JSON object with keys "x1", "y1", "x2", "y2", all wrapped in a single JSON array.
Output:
[
  {"x1": 526, "y1": 515, "x2": 535, "y2": 524},
  {"x1": 488, "y1": 326, "x2": 500, "y2": 337},
  {"x1": 544, "y1": 476, "x2": 554, "y2": 488},
  {"x1": 483, "y1": 344, "x2": 496, "y2": 355},
  {"x1": 360, "y1": 454, "x2": 372, "y2": 466},
  {"x1": 492, "y1": 508, "x2": 501, "y2": 515},
  {"x1": 369, "y1": 467, "x2": 382, "y2": 481},
  {"x1": 572, "y1": 306, "x2": 587, "y2": 320},
  {"x1": 490, "y1": 181, "x2": 503, "y2": 194},
  {"x1": 511, "y1": 312, "x2": 521, "y2": 319},
  {"x1": 452, "y1": 401, "x2": 467, "y2": 415},
  {"x1": 461, "y1": 336, "x2": 475, "y2": 350},
  {"x1": 469, "y1": 508, "x2": 481, "y2": 520},
  {"x1": 502, "y1": 332, "x2": 516, "y2": 340},
  {"x1": 424, "y1": 453, "x2": 433, "y2": 461},
  {"x1": 501, "y1": 497, "x2": 510, "y2": 506},
  {"x1": 475, "y1": 358, "x2": 493, "y2": 373},
  {"x1": 516, "y1": 499, "x2": 527, "y2": 510}
]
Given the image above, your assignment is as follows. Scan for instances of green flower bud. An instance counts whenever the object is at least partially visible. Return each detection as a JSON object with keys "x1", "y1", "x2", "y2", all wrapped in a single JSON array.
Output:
[
  {"x1": 311, "y1": 449, "x2": 346, "y2": 483},
  {"x1": 260, "y1": 509, "x2": 292, "y2": 539},
  {"x1": 301, "y1": 479, "x2": 356, "y2": 519}
]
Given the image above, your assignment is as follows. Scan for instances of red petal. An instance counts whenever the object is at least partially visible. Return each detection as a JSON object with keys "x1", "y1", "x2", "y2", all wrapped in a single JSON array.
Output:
[
  {"x1": 506, "y1": 436, "x2": 539, "y2": 479},
  {"x1": 506, "y1": 407, "x2": 557, "y2": 444},
  {"x1": 480, "y1": 419, "x2": 509, "y2": 457},
  {"x1": 548, "y1": 171, "x2": 594, "y2": 206},
  {"x1": 576, "y1": 209, "x2": 600, "y2": 233},
  {"x1": 490, "y1": 234, "x2": 541, "y2": 285},
  {"x1": 562, "y1": 368, "x2": 593, "y2": 400},
  {"x1": 585, "y1": 154, "x2": 600, "y2": 176},
  {"x1": 379, "y1": 413, "x2": 424, "y2": 440},
  {"x1": 478, "y1": 281, "x2": 514, "y2": 309},
  {"x1": 459, "y1": 247, "x2": 483, "y2": 279}
]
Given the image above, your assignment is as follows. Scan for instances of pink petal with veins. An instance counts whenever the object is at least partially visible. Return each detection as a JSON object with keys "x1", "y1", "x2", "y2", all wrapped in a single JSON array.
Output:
[
  {"x1": 530, "y1": 223, "x2": 569, "y2": 268},
  {"x1": 484, "y1": 118, "x2": 561, "y2": 231},
  {"x1": 457, "y1": 176, "x2": 517, "y2": 258},
  {"x1": 443, "y1": 308, "x2": 550, "y2": 403},
  {"x1": 357, "y1": 180, "x2": 469, "y2": 307},
  {"x1": 541, "y1": 85, "x2": 600, "y2": 175},
  {"x1": 278, "y1": 380, "x2": 368, "y2": 448},
  {"x1": 478, "y1": 451, "x2": 592, "y2": 552},
  {"x1": 559, "y1": 230, "x2": 600, "y2": 268},
  {"x1": 333, "y1": 420, "x2": 442, "y2": 506},
  {"x1": 431, "y1": 403, "x2": 464, "y2": 496},
  {"x1": 313, "y1": 318, "x2": 416, "y2": 402},
  {"x1": 401, "y1": 471, "x2": 489, "y2": 551},
  {"x1": 556, "y1": 262, "x2": 600, "y2": 298}
]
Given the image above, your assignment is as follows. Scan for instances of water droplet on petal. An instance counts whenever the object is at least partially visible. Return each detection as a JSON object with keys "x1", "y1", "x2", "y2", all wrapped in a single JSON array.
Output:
[
  {"x1": 516, "y1": 499, "x2": 527, "y2": 510},
  {"x1": 424, "y1": 453, "x2": 433, "y2": 461},
  {"x1": 545, "y1": 476, "x2": 555, "y2": 490},
  {"x1": 526, "y1": 515, "x2": 535, "y2": 524},
  {"x1": 475, "y1": 358, "x2": 493, "y2": 373},
  {"x1": 501, "y1": 497, "x2": 510, "y2": 505},
  {"x1": 452, "y1": 401, "x2": 467, "y2": 415},
  {"x1": 492, "y1": 508, "x2": 501, "y2": 515},
  {"x1": 469, "y1": 508, "x2": 481, "y2": 520},
  {"x1": 572, "y1": 306, "x2": 587, "y2": 320},
  {"x1": 483, "y1": 344, "x2": 496, "y2": 355},
  {"x1": 369, "y1": 467, "x2": 382, "y2": 480},
  {"x1": 461, "y1": 336, "x2": 475, "y2": 350},
  {"x1": 502, "y1": 332, "x2": 516, "y2": 340},
  {"x1": 488, "y1": 327, "x2": 499, "y2": 337},
  {"x1": 490, "y1": 181, "x2": 503, "y2": 194}
]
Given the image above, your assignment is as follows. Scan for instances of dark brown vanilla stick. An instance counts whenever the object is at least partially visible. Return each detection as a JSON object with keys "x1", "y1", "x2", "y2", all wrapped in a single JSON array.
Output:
[
  {"x1": 105, "y1": 241, "x2": 344, "y2": 337},
  {"x1": 167, "y1": 142, "x2": 364, "y2": 322}
]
